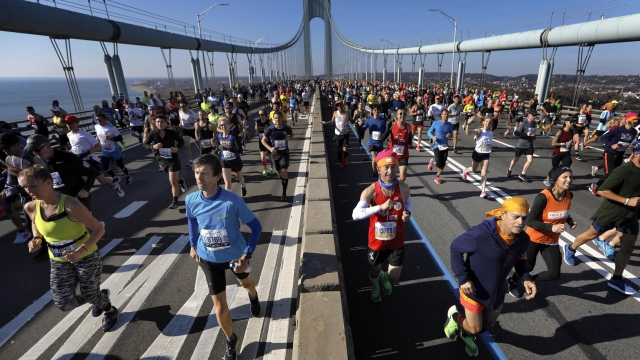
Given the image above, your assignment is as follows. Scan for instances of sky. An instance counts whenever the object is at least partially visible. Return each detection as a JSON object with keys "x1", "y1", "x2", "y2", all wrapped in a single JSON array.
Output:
[{"x1": 2, "y1": 0, "x2": 640, "y2": 79}]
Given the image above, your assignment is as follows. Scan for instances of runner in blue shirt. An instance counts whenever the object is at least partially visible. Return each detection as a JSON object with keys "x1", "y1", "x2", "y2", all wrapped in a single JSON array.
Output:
[
  {"x1": 186, "y1": 154, "x2": 262, "y2": 360},
  {"x1": 357, "y1": 106, "x2": 387, "y2": 178}
]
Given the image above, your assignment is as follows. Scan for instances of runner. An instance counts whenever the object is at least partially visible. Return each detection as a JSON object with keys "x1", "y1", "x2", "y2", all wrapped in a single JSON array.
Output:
[
  {"x1": 302, "y1": 88, "x2": 311, "y2": 114},
  {"x1": 410, "y1": 97, "x2": 427, "y2": 151},
  {"x1": 585, "y1": 104, "x2": 613, "y2": 149},
  {"x1": 0, "y1": 132, "x2": 32, "y2": 244},
  {"x1": 64, "y1": 115, "x2": 125, "y2": 198},
  {"x1": 590, "y1": 113, "x2": 639, "y2": 195},
  {"x1": 217, "y1": 116, "x2": 247, "y2": 197},
  {"x1": 185, "y1": 154, "x2": 262, "y2": 360},
  {"x1": 358, "y1": 106, "x2": 387, "y2": 178},
  {"x1": 541, "y1": 99, "x2": 557, "y2": 137},
  {"x1": 51, "y1": 104, "x2": 70, "y2": 150},
  {"x1": 462, "y1": 99, "x2": 476, "y2": 134},
  {"x1": 125, "y1": 102, "x2": 144, "y2": 143},
  {"x1": 143, "y1": 115, "x2": 187, "y2": 209},
  {"x1": 178, "y1": 102, "x2": 200, "y2": 166},
  {"x1": 508, "y1": 167, "x2": 576, "y2": 296},
  {"x1": 543, "y1": 117, "x2": 575, "y2": 187},
  {"x1": 262, "y1": 112, "x2": 294, "y2": 202},
  {"x1": 461, "y1": 117, "x2": 493, "y2": 198},
  {"x1": 351, "y1": 150, "x2": 412, "y2": 303},
  {"x1": 323, "y1": 100, "x2": 351, "y2": 169},
  {"x1": 384, "y1": 108, "x2": 412, "y2": 182},
  {"x1": 26, "y1": 106, "x2": 50, "y2": 138},
  {"x1": 195, "y1": 110, "x2": 216, "y2": 156},
  {"x1": 427, "y1": 109, "x2": 453, "y2": 184},
  {"x1": 94, "y1": 114, "x2": 133, "y2": 185},
  {"x1": 507, "y1": 108, "x2": 537, "y2": 182},
  {"x1": 19, "y1": 165, "x2": 118, "y2": 331},
  {"x1": 571, "y1": 104, "x2": 588, "y2": 161},
  {"x1": 255, "y1": 109, "x2": 274, "y2": 176},
  {"x1": 269, "y1": 101, "x2": 288, "y2": 125},
  {"x1": 289, "y1": 93, "x2": 300, "y2": 124},
  {"x1": 564, "y1": 142, "x2": 640, "y2": 295},
  {"x1": 448, "y1": 95, "x2": 463, "y2": 153},
  {"x1": 445, "y1": 198, "x2": 536, "y2": 357},
  {"x1": 427, "y1": 95, "x2": 445, "y2": 130}
]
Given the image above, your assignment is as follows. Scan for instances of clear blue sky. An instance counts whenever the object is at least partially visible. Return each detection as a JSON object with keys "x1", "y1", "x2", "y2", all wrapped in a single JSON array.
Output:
[{"x1": 2, "y1": 0, "x2": 640, "y2": 79}]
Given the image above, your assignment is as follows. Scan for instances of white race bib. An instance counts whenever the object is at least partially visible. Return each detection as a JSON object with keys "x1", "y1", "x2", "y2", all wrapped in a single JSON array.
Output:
[
  {"x1": 50, "y1": 239, "x2": 78, "y2": 258},
  {"x1": 437, "y1": 145, "x2": 449, "y2": 151},
  {"x1": 51, "y1": 172, "x2": 64, "y2": 189},
  {"x1": 416, "y1": 115, "x2": 423, "y2": 122},
  {"x1": 374, "y1": 222, "x2": 397, "y2": 241},
  {"x1": 222, "y1": 150, "x2": 236, "y2": 161},
  {"x1": 559, "y1": 142, "x2": 571, "y2": 152},
  {"x1": 528, "y1": 128, "x2": 536, "y2": 135},
  {"x1": 274, "y1": 140, "x2": 287, "y2": 150},
  {"x1": 393, "y1": 145, "x2": 404, "y2": 155},
  {"x1": 578, "y1": 115, "x2": 586, "y2": 124},
  {"x1": 158, "y1": 148, "x2": 173, "y2": 159},
  {"x1": 200, "y1": 139, "x2": 212, "y2": 148},
  {"x1": 200, "y1": 229, "x2": 230, "y2": 251},
  {"x1": 547, "y1": 210, "x2": 570, "y2": 220},
  {"x1": 102, "y1": 140, "x2": 115, "y2": 152},
  {"x1": 4, "y1": 186, "x2": 14, "y2": 198},
  {"x1": 372, "y1": 131, "x2": 381, "y2": 141}
]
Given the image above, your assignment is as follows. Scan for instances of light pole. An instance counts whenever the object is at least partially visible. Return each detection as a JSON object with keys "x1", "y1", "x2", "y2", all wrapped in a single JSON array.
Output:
[
  {"x1": 380, "y1": 39, "x2": 397, "y2": 83},
  {"x1": 429, "y1": 9, "x2": 457, "y2": 90},
  {"x1": 197, "y1": 3, "x2": 229, "y2": 89}
]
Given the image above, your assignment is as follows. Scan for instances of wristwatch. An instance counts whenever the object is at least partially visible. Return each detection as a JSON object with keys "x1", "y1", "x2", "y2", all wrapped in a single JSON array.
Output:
[
  {"x1": 242, "y1": 252, "x2": 252, "y2": 259},
  {"x1": 624, "y1": 198, "x2": 630, "y2": 206}
]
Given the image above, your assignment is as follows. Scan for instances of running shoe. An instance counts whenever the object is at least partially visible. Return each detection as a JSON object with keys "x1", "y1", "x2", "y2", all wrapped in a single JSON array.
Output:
[
  {"x1": 114, "y1": 184, "x2": 125, "y2": 198},
  {"x1": 543, "y1": 179, "x2": 552, "y2": 187},
  {"x1": 158, "y1": 167, "x2": 163, "y2": 172},
  {"x1": 459, "y1": 330, "x2": 479, "y2": 357},
  {"x1": 280, "y1": 195, "x2": 288, "y2": 202},
  {"x1": 112, "y1": 176, "x2": 121, "y2": 185},
  {"x1": 584, "y1": 145, "x2": 590, "y2": 149},
  {"x1": 434, "y1": 177, "x2": 442, "y2": 184},
  {"x1": 371, "y1": 284, "x2": 381, "y2": 303},
  {"x1": 92, "y1": 289, "x2": 110, "y2": 317},
  {"x1": 589, "y1": 183, "x2": 598, "y2": 196},
  {"x1": 168, "y1": 202, "x2": 178, "y2": 209},
  {"x1": 102, "y1": 307, "x2": 119, "y2": 332},
  {"x1": 241, "y1": 186, "x2": 247, "y2": 197},
  {"x1": 224, "y1": 333, "x2": 238, "y2": 360},
  {"x1": 179, "y1": 178, "x2": 187, "y2": 193},
  {"x1": 125, "y1": 175, "x2": 133, "y2": 185},
  {"x1": 453, "y1": 149, "x2": 460, "y2": 154},
  {"x1": 479, "y1": 191, "x2": 487, "y2": 198},
  {"x1": 380, "y1": 271, "x2": 392, "y2": 296},
  {"x1": 473, "y1": 135, "x2": 477, "y2": 141},
  {"x1": 575, "y1": 155, "x2": 583, "y2": 161},
  {"x1": 591, "y1": 166, "x2": 598, "y2": 177},
  {"x1": 443, "y1": 305, "x2": 459, "y2": 340},
  {"x1": 270, "y1": 167, "x2": 275, "y2": 175},
  {"x1": 518, "y1": 174, "x2": 528, "y2": 182},
  {"x1": 344, "y1": 157, "x2": 349, "y2": 166},
  {"x1": 608, "y1": 278, "x2": 635, "y2": 295},
  {"x1": 249, "y1": 292, "x2": 261, "y2": 317},
  {"x1": 461, "y1": 169, "x2": 468, "y2": 181},
  {"x1": 13, "y1": 231, "x2": 31, "y2": 245},
  {"x1": 428, "y1": 159, "x2": 435, "y2": 171},
  {"x1": 339, "y1": 161, "x2": 344, "y2": 169},
  {"x1": 563, "y1": 243, "x2": 577, "y2": 266},
  {"x1": 507, "y1": 278, "x2": 523, "y2": 298},
  {"x1": 507, "y1": 169, "x2": 512, "y2": 178},
  {"x1": 594, "y1": 238, "x2": 615, "y2": 261},
  {"x1": 541, "y1": 131, "x2": 546, "y2": 136},
  {"x1": 579, "y1": 143, "x2": 584, "y2": 151},
  {"x1": 416, "y1": 146, "x2": 422, "y2": 151}
]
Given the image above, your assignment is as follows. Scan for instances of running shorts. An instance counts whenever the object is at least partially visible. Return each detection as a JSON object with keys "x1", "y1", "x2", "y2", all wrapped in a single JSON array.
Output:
[
  {"x1": 591, "y1": 216, "x2": 639, "y2": 235},
  {"x1": 595, "y1": 130, "x2": 606, "y2": 137},
  {"x1": 223, "y1": 158, "x2": 243, "y2": 173},
  {"x1": 199, "y1": 258, "x2": 250, "y2": 295},
  {"x1": 304, "y1": 101, "x2": 309, "y2": 106},
  {"x1": 369, "y1": 144, "x2": 384, "y2": 153},
  {"x1": 335, "y1": 134, "x2": 350, "y2": 149},
  {"x1": 81, "y1": 158, "x2": 104, "y2": 177},
  {"x1": 130, "y1": 125, "x2": 144, "y2": 135},
  {"x1": 452, "y1": 123, "x2": 460, "y2": 131},
  {"x1": 433, "y1": 147, "x2": 448, "y2": 169},
  {"x1": 515, "y1": 147, "x2": 534, "y2": 157},
  {"x1": 159, "y1": 158, "x2": 181, "y2": 173},
  {"x1": 258, "y1": 134, "x2": 269, "y2": 152},
  {"x1": 459, "y1": 289, "x2": 484, "y2": 313},
  {"x1": 398, "y1": 157, "x2": 409, "y2": 166},
  {"x1": 471, "y1": 151, "x2": 490, "y2": 163},
  {"x1": 411, "y1": 124, "x2": 424, "y2": 132},
  {"x1": 182, "y1": 128, "x2": 196, "y2": 139},
  {"x1": 273, "y1": 153, "x2": 290, "y2": 171},
  {"x1": 367, "y1": 246, "x2": 404, "y2": 266},
  {"x1": 572, "y1": 125, "x2": 585, "y2": 134}
]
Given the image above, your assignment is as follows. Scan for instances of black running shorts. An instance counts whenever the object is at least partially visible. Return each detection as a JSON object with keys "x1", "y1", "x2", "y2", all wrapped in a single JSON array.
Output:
[
  {"x1": 199, "y1": 258, "x2": 250, "y2": 295},
  {"x1": 368, "y1": 246, "x2": 404, "y2": 267}
]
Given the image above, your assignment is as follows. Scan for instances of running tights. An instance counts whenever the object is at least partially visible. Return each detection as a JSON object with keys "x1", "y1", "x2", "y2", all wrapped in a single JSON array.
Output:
[
  {"x1": 526, "y1": 242, "x2": 561, "y2": 282},
  {"x1": 281, "y1": 178, "x2": 288, "y2": 196},
  {"x1": 50, "y1": 251, "x2": 112, "y2": 312},
  {"x1": 101, "y1": 157, "x2": 129, "y2": 178}
]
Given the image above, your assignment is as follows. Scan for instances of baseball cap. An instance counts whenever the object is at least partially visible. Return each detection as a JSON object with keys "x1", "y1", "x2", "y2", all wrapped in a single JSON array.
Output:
[
  {"x1": 528, "y1": 108, "x2": 539, "y2": 116},
  {"x1": 50, "y1": 106, "x2": 61, "y2": 112},
  {"x1": 26, "y1": 106, "x2": 34, "y2": 111},
  {"x1": 64, "y1": 115, "x2": 79, "y2": 123},
  {"x1": 25, "y1": 134, "x2": 51, "y2": 151},
  {"x1": 0, "y1": 132, "x2": 20, "y2": 150},
  {"x1": 611, "y1": 100, "x2": 619, "y2": 104},
  {"x1": 148, "y1": 105, "x2": 156, "y2": 110}
]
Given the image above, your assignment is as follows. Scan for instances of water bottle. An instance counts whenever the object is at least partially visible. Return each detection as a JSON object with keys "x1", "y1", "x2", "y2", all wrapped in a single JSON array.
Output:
[{"x1": 230, "y1": 262, "x2": 252, "y2": 273}]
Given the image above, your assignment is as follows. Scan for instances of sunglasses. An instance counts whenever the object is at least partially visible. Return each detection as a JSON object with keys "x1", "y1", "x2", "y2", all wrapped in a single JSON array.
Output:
[
  {"x1": 259, "y1": 113, "x2": 266, "y2": 116},
  {"x1": 219, "y1": 124, "x2": 228, "y2": 127}
]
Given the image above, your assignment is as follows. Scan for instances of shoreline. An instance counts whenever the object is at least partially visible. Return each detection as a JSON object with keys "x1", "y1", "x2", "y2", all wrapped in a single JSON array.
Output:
[{"x1": 130, "y1": 84, "x2": 154, "y2": 95}]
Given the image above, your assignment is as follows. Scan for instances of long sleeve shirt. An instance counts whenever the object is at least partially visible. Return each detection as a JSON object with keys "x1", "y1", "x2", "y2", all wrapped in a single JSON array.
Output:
[
  {"x1": 600, "y1": 126, "x2": 638, "y2": 154},
  {"x1": 143, "y1": 129, "x2": 185, "y2": 161},
  {"x1": 427, "y1": 121, "x2": 453, "y2": 147}
]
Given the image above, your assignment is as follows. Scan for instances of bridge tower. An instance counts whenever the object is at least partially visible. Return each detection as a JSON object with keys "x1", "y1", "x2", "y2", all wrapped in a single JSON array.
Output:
[{"x1": 303, "y1": 0, "x2": 332, "y2": 78}]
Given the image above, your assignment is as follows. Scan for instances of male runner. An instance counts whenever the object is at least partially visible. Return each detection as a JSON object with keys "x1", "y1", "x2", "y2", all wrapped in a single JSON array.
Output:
[
  {"x1": 427, "y1": 109, "x2": 453, "y2": 184},
  {"x1": 255, "y1": 110, "x2": 274, "y2": 176},
  {"x1": 262, "y1": 112, "x2": 293, "y2": 201},
  {"x1": 358, "y1": 106, "x2": 387, "y2": 178},
  {"x1": 448, "y1": 95, "x2": 463, "y2": 153},
  {"x1": 323, "y1": 101, "x2": 351, "y2": 168},
  {"x1": 351, "y1": 150, "x2": 412, "y2": 303},
  {"x1": 94, "y1": 114, "x2": 133, "y2": 185},
  {"x1": 410, "y1": 97, "x2": 427, "y2": 151},
  {"x1": 178, "y1": 102, "x2": 200, "y2": 166},
  {"x1": 507, "y1": 108, "x2": 537, "y2": 182}
]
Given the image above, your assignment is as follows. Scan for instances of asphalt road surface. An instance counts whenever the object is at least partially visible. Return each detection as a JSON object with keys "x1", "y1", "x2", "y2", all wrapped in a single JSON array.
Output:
[
  {"x1": 324, "y1": 100, "x2": 640, "y2": 360},
  {"x1": 0, "y1": 97, "x2": 314, "y2": 360}
]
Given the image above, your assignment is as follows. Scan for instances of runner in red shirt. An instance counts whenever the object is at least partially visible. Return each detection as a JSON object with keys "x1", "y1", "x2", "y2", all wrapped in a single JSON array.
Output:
[{"x1": 384, "y1": 108, "x2": 412, "y2": 182}]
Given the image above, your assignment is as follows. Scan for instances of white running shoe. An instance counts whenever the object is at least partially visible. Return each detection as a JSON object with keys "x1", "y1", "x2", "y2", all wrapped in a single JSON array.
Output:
[
  {"x1": 591, "y1": 166, "x2": 598, "y2": 177},
  {"x1": 114, "y1": 184, "x2": 125, "y2": 197},
  {"x1": 13, "y1": 231, "x2": 31, "y2": 245}
]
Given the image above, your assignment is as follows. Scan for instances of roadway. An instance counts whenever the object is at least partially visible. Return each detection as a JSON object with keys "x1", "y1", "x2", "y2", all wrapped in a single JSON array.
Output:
[
  {"x1": 325, "y1": 102, "x2": 640, "y2": 359},
  {"x1": 0, "y1": 97, "x2": 314, "y2": 359}
]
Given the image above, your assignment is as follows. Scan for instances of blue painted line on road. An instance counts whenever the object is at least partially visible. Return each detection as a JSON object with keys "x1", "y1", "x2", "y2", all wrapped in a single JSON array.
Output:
[{"x1": 347, "y1": 122, "x2": 509, "y2": 360}]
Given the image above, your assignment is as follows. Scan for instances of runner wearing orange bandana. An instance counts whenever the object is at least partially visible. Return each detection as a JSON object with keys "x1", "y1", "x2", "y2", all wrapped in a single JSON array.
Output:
[{"x1": 444, "y1": 198, "x2": 537, "y2": 357}]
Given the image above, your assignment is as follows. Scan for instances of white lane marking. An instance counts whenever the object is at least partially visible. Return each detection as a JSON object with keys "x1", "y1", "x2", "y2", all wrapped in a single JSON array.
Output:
[
  {"x1": 113, "y1": 201, "x2": 148, "y2": 218},
  {"x1": 189, "y1": 285, "x2": 239, "y2": 360},
  {"x1": 25, "y1": 237, "x2": 159, "y2": 360},
  {"x1": 0, "y1": 237, "x2": 123, "y2": 349},
  {"x1": 263, "y1": 100, "x2": 313, "y2": 359},
  {"x1": 86, "y1": 235, "x2": 189, "y2": 360},
  {"x1": 238, "y1": 231, "x2": 285, "y2": 360},
  {"x1": 491, "y1": 138, "x2": 540, "y2": 157},
  {"x1": 122, "y1": 143, "x2": 142, "y2": 152},
  {"x1": 141, "y1": 267, "x2": 208, "y2": 359}
]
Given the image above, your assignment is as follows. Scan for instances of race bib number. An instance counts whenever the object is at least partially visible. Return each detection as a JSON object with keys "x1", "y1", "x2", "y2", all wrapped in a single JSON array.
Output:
[
  {"x1": 559, "y1": 142, "x2": 571, "y2": 152},
  {"x1": 549, "y1": 112, "x2": 556, "y2": 118},
  {"x1": 547, "y1": 210, "x2": 570, "y2": 220},
  {"x1": 200, "y1": 229, "x2": 231, "y2": 251},
  {"x1": 200, "y1": 139, "x2": 212, "y2": 148},
  {"x1": 274, "y1": 140, "x2": 287, "y2": 150},
  {"x1": 51, "y1": 172, "x2": 64, "y2": 189},
  {"x1": 158, "y1": 148, "x2": 173, "y2": 159},
  {"x1": 222, "y1": 150, "x2": 236, "y2": 161},
  {"x1": 372, "y1": 131, "x2": 381, "y2": 141},
  {"x1": 578, "y1": 115, "x2": 586, "y2": 124},
  {"x1": 393, "y1": 145, "x2": 404, "y2": 155},
  {"x1": 4, "y1": 186, "x2": 14, "y2": 198},
  {"x1": 416, "y1": 116, "x2": 423, "y2": 122},
  {"x1": 102, "y1": 140, "x2": 115, "y2": 152},
  {"x1": 437, "y1": 145, "x2": 449, "y2": 151},
  {"x1": 50, "y1": 240, "x2": 78, "y2": 258},
  {"x1": 374, "y1": 222, "x2": 397, "y2": 241},
  {"x1": 528, "y1": 128, "x2": 536, "y2": 135},
  {"x1": 71, "y1": 146, "x2": 85, "y2": 157}
]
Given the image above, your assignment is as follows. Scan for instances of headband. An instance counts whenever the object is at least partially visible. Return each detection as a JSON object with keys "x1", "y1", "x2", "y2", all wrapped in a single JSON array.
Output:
[{"x1": 485, "y1": 197, "x2": 530, "y2": 218}]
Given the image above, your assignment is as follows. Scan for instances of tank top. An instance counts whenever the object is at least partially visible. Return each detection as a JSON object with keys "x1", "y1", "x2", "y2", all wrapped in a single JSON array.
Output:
[
  {"x1": 368, "y1": 182, "x2": 405, "y2": 251},
  {"x1": 389, "y1": 122, "x2": 409, "y2": 159},
  {"x1": 474, "y1": 129, "x2": 493, "y2": 154},
  {"x1": 334, "y1": 112, "x2": 349, "y2": 136},
  {"x1": 525, "y1": 189, "x2": 571, "y2": 245},
  {"x1": 553, "y1": 129, "x2": 574, "y2": 156},
  {"x1": 35, "y1": 195, "x2": 94, "y2": 262},
  {"x1": 256, "y1": 118, "x2": 270, "y2": 142},
  {"x1": 197, "y1": 121, "x2": 215, "y2": 149},
  {"x1": 413, "y1": 104, "x2": 425, "y2": 124},
  {"x1": 218, "y1": 132, "x2": 240, "y2": 162}
]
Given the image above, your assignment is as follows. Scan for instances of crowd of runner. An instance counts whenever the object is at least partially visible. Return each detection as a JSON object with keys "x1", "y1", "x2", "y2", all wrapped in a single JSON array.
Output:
[{"x1": 1, "y1": 77, "x2": 639, "y2": 359}]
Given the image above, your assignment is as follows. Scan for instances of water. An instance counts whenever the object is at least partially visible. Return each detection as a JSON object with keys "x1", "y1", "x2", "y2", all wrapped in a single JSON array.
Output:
[{"x1": 0, "y1": 78, "x2": 144, "y2": 122}]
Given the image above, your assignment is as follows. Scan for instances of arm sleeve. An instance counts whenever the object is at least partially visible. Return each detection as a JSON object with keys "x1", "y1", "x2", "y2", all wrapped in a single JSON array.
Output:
[
  {"x1": 113, "y1": 135, "x2": 124, "y2": 142},
  {"x1": 526, "y1": 193, "x2": 553, "y2": 232},
  {"x1": 450, "y1": 231, "x2": 477, "y2": 285},
  {"x1": 188, "y1": 216, "x2": 199, "y2": 248},
  {"x1": 352, "y1": 200, "x2": 381, "y2": 220},
  {"x1": 76, "y1": 154, "x2": 97, "y2": 192},
  {"x1": 404, "y1": 196, "x2": 413, "y2": 212},
  {"x1": 244, "y1": 217, "x2": 262, "y2": 255}
]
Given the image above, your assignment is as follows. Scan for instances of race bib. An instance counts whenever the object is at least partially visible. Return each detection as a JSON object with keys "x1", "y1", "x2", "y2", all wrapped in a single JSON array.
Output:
[
  {"x1": 274, "y1": 140, "x2": 287, "y2": 150},
  {"x1": 437, "y1": 145, "x2": 449, "y2": 151},
  {"x1": 102, "y1": 140, "x2": 115, "y2": 152},
  {"x1": 549, "y1": 112, "x2": 556, "y2": 118},
  {"x1": 393, "y1": 145, "x2": 404, "y2": 155},
  {"x1": 559, "y1": 142, "x2": 571, "y2": 152},
  {"x1": 158, "y1": 147, "x2": 173, "y2": 159},
  {"x1": 51, "y1": 172, "x2": 64, "y2": 189},
  {"x1": 374, "y1": 221, "x2": 397, "y2": 241},
  {"x1": 578, "y1": 115, "x2": 586, "y2": 124},
  {"x1": 200, "y1": 229, "x2": 231, "y2": 252},
  {"x1": 416, "y1": 116, "x2": 423, "y2": 122},
  {"x1": 222, "y1": 150, "x2": 236, "y2": 161},
  {"x1": 71, "y1": 146, "x2": 84, "y2": 156},
  {"x1": 4, "y1": 186, "x2": 14, "y2": 198},
  {"x1": 50, "y1": 240, "x2": 78, "y2": 258},
  {"x1": 371, "y1": 131, "x2": 381, "y2": 141},
  {"x1": 200, "y1": 139, "x2": 212, "y2": 148},
  {"x1": 547, "y1": 210, "x2": 570, "y2": 220},
  {"x1": 528, "y1": 128, "x2": 536, "y2": 135}
]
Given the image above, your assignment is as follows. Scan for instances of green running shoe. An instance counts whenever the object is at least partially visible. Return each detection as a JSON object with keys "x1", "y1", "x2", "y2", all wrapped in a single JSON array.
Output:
[
  {"x1": 270, "y1": 167, "x2": 275, "y2": 174},
  {"x1": 120, "y1": 142, "x2": 126, "y2": 151},
  {"x1": 380, "y1": 271, "x2": 392, "y2": 296},
  {"x1": 459, "y1": 330, "x2": 479, "y2": 357},
  {"x1": 443, "y1": 305, "x2": 460, "y2": 340},
  {"x1": 370, "y1": 284, "x2": 381, "y2": 303},
  {"x1": 262, "y1": 168, "x2": 267, "y2": 176}
]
